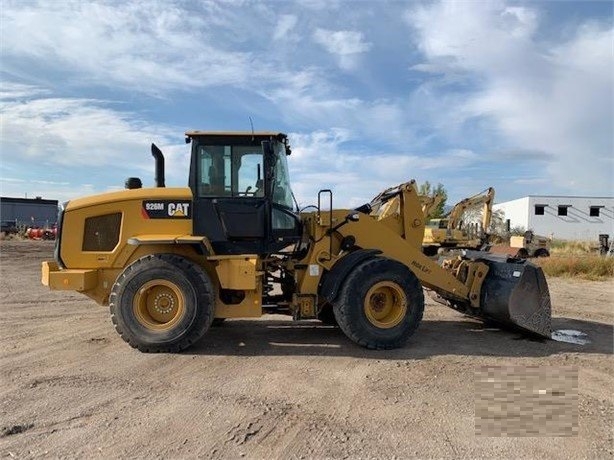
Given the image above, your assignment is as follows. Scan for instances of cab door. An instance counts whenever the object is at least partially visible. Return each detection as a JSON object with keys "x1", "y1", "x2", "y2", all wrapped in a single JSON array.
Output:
[
  {"x1": 191, "y1": 143, "x2": 267, "y2": 254},
  {"x1": 264, "y1": 141, "x2": 302, "y2": 252}
]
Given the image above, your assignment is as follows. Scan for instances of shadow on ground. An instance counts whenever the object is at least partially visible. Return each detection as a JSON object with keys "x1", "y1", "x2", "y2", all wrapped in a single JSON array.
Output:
[{"x1": 187, "y1": 315, "x2": 613, "y2": 359}]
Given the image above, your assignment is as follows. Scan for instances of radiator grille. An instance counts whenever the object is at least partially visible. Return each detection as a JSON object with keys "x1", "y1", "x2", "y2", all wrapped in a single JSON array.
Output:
[{"x1": 82, "y1": 213, "x2": 122, "y2": 251}]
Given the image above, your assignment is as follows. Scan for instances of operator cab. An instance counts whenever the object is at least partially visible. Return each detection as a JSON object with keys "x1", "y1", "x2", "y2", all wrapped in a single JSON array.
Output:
[{"x1": 186, "y1": 131, "x2": 301, "y2": 255}]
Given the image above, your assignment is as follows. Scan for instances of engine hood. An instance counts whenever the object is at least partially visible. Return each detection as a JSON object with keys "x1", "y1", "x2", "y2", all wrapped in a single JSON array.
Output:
[{"x1": 66, "y1": 187, "x2": 192, "y2": 212}]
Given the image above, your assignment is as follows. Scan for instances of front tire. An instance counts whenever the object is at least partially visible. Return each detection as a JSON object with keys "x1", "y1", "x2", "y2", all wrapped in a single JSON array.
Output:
[
  {"x1": 109, "y1": 254, "x2": 214, "y2": 353},
  {"x1": 317, "y1": 304, "x2": 338, "y2": 326},
  {"x1": 333, "y1": 257, "x2": 424, "y2": 350}
]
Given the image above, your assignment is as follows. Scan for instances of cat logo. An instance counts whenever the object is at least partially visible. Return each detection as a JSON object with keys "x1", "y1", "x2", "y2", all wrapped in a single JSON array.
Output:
[
  {"x1": 168, "y1": 202, "x2": 190, "y2": 217},
  {"x1": 142, "y1": 200, "x2": 191, "y2": 219}
]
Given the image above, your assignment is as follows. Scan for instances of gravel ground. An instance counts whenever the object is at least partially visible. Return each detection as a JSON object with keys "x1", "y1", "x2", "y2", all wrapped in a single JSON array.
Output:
[{"x1": 1, "y1": 240, "x2": 612, "y2": 459}]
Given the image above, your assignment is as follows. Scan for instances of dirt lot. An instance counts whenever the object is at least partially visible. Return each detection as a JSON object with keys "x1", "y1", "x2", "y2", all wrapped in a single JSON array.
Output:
[{"x1": 1, "y1": 240, "x2": 612, "y2": 458}]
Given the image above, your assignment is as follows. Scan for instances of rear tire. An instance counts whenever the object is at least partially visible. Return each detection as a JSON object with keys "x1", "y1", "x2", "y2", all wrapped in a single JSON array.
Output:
[
  {"x1": 109, "y1": 254, "x2": 215, "y2": 353},
  {"x1": 333, "y1": 257, "x2": 424, "y2": 350}
]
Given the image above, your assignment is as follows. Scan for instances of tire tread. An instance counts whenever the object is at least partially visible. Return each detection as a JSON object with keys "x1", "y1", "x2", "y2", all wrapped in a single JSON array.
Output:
[
  {"x1": 333, "y1": 257, "x2": 425, "y2": 350},
  {"x1": 109, "y1": 254, "x2": 214, "y2": 353}
]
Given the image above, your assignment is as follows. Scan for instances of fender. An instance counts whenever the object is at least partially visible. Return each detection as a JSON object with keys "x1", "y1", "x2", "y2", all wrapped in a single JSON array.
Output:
[
  {"x1": 318, "y1": 249, "x2": 382, "y2": 303},
  {"x1": 127, "y1": 235, "x2": 210, "y2": 256}
]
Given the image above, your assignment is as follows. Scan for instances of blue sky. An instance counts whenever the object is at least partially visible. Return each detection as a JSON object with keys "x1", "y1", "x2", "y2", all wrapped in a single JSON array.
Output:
[{"x1": 1, "y1": 0, "x2": 612, "y2": 207}]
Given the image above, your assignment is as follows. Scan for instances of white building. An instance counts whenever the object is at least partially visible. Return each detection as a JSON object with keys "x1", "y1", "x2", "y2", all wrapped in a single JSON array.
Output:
[{"x1": 493, "y1": 196, "x2": 614, "y2": 241}]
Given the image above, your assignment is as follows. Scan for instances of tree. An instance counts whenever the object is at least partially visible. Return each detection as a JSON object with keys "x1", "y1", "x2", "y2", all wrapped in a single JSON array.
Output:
[
  {"x1": 488, "y1": 209, "x2": 507, "y2": 235},
  {"x1": 418, "y1": 181, "x2": 447, "y2": 218}
]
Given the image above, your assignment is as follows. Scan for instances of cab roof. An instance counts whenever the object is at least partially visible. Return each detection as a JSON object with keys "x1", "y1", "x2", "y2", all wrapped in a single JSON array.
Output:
[{"x1": 185, "y1": 130, "x2": 286, "y2": 138}]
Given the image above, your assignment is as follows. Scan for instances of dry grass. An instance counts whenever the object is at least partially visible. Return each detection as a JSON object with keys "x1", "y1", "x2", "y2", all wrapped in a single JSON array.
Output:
[
  {"x1": 549, "y1": 239, "x2": 598, "y2": 255},
  {"x1": 535, "y1": 255, "x2": 614, "y2": 280},
  {"x1": 0, "y1": 232, "x2": 26, "y2": 241}
]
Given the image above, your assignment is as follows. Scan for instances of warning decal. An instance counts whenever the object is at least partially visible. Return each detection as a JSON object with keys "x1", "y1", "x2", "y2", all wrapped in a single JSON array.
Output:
[{"x1": 142, "y1": 200, "x2": 192, "y2": 219}]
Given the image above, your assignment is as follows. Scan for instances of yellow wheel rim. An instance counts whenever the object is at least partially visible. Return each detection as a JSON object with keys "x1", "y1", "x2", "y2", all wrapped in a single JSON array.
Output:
[
  {"x1": 363, "y1": 281, "x2": 407, "y2": 329},
  {"x1": 133, "y1": 279, "x2": 185, "y2": 331}
]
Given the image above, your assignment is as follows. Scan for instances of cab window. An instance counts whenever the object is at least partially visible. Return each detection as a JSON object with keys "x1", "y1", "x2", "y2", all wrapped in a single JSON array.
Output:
[{"x1": 197, "y1": 145, "x2": 263, "y2": 197}]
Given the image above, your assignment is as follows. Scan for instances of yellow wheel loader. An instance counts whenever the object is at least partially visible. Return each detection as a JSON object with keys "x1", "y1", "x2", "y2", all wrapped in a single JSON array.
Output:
[{"x1": 41, "y1": 132, "x2": 552, "y2": 352}]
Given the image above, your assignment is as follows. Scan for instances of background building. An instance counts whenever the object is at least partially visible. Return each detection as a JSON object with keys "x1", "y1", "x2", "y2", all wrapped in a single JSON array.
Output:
[
  {"x1": 0, "y1": 196, "x2": 59, "y2": 227},
  {"x1": 494, "y1": 196, "x2": 614, "y2": 241}
]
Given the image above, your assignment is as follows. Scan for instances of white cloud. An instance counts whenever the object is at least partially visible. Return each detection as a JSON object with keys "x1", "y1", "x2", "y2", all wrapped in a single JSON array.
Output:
[
  {"x1": 0, "y1": 2, "x2": 400, "y2": 147},
  {"x1": 0, "y1": 83, "x2": 190, "y2": 200},
  {"x1": 0, "y1": 82, "x2": 424, "y2": 206},
  {"x1": 0, "y1": 178, "x2": 98, "y2": 203},
  {"x1": 2, "y1": 96, "x2": 171, "y2": 167},
  {"x1": 407, "y1": 1, "x2": 613, "y2": 195},
  {"x1": 0, "y1": 82, "x2": 50, "y2": 100},
  {"x1": 0, "y1": 1, "x2": 368, "y2": 132},
  {"x1": 313, "y1": 28, "x2": 372, "y2": 70},
  {"x1": 261, "y1": 71, "x2": 413, "y2": 145},
  {"x1": 0, "y1": 1, "x2": 264, "y2": 93},
  {"x1": 273, "y1": 14, "x2": 298, "y2": 41},
  {"x1": 1, "y1": 0, "x2": 610, "y2": 205},
  {"x1": 313, "y1": 29, "x2": 372, "y2": 55},
  {"x1": 288, "y1": 129, "x2": 482, "y2": 208}
]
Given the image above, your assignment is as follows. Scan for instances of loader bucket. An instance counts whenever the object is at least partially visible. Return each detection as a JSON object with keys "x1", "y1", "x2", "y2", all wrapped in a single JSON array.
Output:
[{"x1": 478, "y1": 258, "x2": 552, "y2": 338}]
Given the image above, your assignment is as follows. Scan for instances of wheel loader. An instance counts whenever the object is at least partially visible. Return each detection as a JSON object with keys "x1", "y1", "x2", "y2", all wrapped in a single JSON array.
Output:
[{"x1": 41, "y1": 132, "x2": 552, "y2": 352}]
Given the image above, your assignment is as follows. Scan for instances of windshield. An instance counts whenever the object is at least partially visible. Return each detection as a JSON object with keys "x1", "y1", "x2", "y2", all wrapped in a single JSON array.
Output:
[{"x1": 271, "y1": 141, "x2": 294, "y2": 209}]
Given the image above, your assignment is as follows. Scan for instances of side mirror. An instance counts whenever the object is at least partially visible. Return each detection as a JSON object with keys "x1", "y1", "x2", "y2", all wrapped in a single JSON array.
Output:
[{"x1": 346, "y1": 212, "x2": 360, "y2": 222}]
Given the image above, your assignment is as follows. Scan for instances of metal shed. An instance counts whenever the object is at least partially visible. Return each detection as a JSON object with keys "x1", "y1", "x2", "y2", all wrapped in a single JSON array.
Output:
[{"x1": 1, "y1": 196, "x2": 59, "y2": 228}]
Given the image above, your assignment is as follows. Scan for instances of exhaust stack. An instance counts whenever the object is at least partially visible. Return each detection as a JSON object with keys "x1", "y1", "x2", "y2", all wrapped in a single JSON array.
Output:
[{"x1": 151, "y1": 143, "x2": 165, "y2": 187}]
